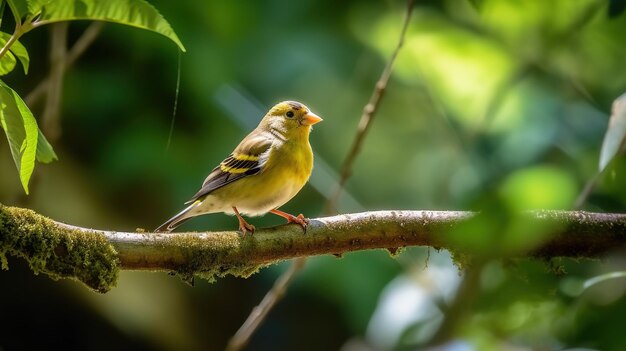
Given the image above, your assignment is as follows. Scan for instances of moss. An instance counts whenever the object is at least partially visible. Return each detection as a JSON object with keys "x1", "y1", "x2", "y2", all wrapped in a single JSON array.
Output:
[
  {"x1": 166, "y1": 232, "x2": 268, "y2": 284},
  {"x1": 0, "y1": 204, "x2": 119, "y2": 293},
  {"x1": 543, "y1": 257, "x2": 566, "y2": 276},
  {"x1": 386, "y1": 247, "x2": 406, "y2": 257},
  {"x1": 448, "y1": 248, "x2": 475, "y2": 271}
]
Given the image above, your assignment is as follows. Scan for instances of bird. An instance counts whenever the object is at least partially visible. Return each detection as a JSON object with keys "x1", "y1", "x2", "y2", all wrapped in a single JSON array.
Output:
[{"x1": 155, "y1": 100, "x2": 323, "y2": 235}]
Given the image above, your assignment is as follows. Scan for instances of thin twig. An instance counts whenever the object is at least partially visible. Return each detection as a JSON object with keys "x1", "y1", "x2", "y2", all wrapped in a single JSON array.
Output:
[
  {"x1": 574, "y1": 171, "x2": 601, "y2": 210},
  {"x1": 165, "y1": 50, "x2": 182, "y2": 153},
  {"x1": 25, "y1": 22, "x2": 105, "y2": 107},
  {"x1": 225, "y1": 2, "x2": 417, "y2": 348},
  {"x1": 16, "y1": 22, "x2": 100, "y2": 203},
  {"x1": 41, "y1": 23, "x2": 68, "y2": 141},
  {"x1": 225, "y1": 257, "x2": 307, "y2": 351},
  {"x1": 325, "y1": 0, "x2": 416, "y2": 214},
  {"x1": 0, "y1": 0, "x2": 22, "y2": 60}
]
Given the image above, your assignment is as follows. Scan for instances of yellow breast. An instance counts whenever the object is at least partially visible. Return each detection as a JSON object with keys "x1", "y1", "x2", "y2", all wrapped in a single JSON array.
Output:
[{"x1": 209, "y1": 139, "x2": 313, "y2": 216}]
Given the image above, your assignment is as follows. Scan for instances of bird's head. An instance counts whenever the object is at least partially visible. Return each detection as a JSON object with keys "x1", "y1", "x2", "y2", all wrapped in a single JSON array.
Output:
[{"x1": 260, "y1": 101, "x2": 323, "y2": 139}]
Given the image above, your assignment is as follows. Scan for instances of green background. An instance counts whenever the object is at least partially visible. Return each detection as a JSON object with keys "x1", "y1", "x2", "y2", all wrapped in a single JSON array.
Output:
[{"x1": 2, "y1": 0, "x2": 626, "y2": 350}]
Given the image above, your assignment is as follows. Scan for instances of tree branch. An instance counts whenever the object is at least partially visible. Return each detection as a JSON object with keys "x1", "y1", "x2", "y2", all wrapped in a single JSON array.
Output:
[{"x1": 2, "y1": 204, "x2": 626, "y2": 293}]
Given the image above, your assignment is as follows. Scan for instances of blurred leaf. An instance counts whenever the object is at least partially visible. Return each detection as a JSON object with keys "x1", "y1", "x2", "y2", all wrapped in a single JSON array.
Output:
[
  {"x1": 36, "y1": 128, "x2": 57, "y2": 163},
  {"x1": 466, "y1": 0, "x2": 485, "y2": 11},
  {"x1": 499, "y1": 166, "x2": 577, "y2": 211},
  {"x1": 35, "y1": 0, "x2": 186, "y2": 52},
  {"x1": 0, "y1": 32, "x2": 29, "y2": 74},
  {"x1": 608, "y1": 0, "x2": 626, "y2": 18},
  {"x1": 599, "y1": 93, "x2": 626, "y2": 172},
  {"x1": 583, "y1": 271, "x2": 626, "y2": 292},
  {"x1": 0, "y1": 50, "x2": 16, "y2": 75},
  {"x1": 443, "y1": 209, "x2": 505, "y2": 256},
  {"x1": 0, "y1": 79, "x2": 38, "y2": 194}
]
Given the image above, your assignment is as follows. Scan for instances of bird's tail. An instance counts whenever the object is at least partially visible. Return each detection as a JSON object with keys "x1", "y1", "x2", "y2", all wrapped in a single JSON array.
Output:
[{"x1": 155, "y1": 201, "x2": 199, "y2": 232}]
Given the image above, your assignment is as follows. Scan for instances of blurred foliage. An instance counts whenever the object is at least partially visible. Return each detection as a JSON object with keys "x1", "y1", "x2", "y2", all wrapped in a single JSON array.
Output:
[
  {"x1": 0, "y1": 0, "x2": 185, "y2": 194},
  {"x1": 2, "y1": 0, "x2": 626, "y2": 350}
]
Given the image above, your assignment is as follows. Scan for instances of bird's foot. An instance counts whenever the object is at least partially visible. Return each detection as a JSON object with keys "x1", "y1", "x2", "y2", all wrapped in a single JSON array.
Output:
[
  {"x1": 270, "y1": 209, "x2": 309, "y2": 233},
  {"x1": 233, "y1": 206, "x2": 255, "y2": 236},
  {"x1": 238, "y1": 221, "x2": 256, "y2": 237}
]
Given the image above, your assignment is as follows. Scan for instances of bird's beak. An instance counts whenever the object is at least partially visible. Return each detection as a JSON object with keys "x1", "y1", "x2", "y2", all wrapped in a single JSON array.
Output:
[{"x1": 302, "y1": 112, "x2": 323, "y2": 126}]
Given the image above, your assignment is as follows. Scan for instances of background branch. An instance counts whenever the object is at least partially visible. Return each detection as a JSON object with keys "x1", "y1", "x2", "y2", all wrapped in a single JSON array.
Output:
[
  {"x1": 40, "y1": 23, "x2": 69, "y2": 141},
  {"x1": 325, "y1": 0, "x2": 416, "y2": 214},
  {"x1": 25, "y1": 22, "x2": 105, "y2": 107},
  {"x1": 225, "y1": 257, "x2": 306, "y2": 351},
  {"x1": 2, "y1": 204, "x2": 626, "y2": 293}
]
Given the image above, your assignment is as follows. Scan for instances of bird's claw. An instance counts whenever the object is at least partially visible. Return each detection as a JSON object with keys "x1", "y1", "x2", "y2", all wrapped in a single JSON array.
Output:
[
  {"x1": 238, "y1": 222, "x2": 256, "y2": 237},
  {"x1": 288, "y1": 213, "x2": 309, "y2": 233}
]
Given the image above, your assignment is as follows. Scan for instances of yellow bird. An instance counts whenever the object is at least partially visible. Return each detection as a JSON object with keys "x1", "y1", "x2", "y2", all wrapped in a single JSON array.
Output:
[{"x1": 156, "y1": 101, "x2": 323, "y2": 235}]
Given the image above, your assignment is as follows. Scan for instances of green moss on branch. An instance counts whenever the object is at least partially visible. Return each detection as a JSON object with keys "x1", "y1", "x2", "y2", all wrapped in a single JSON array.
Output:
[{"x1": 0, "y1": 204, "x2": 119, "y2": 293}]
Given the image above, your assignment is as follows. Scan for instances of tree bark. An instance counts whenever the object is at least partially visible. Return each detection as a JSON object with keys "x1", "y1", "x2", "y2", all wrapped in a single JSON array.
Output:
[{"x1": 1, "y1": 204, "x2": 626, "y2": 292}]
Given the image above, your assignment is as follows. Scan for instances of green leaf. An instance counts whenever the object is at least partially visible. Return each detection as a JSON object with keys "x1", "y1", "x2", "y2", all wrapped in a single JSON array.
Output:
[
  {"x1": 0, "y1": 32, "x2": 29, "y2": 74},
  {"x1": 0, "y1": 50, "x2": 16, "y2": 75},
  {"x1": 7, "y1": 0, "x2": 29, "y2": 20},
  {"x1": 28, "y1": 0, "x2": 53, "y2": 15},
  {"x1": 6, "y1": 0, "x2": 51, "y2": 20},
  {"x1": 36, "y1": 127, "x2": 58, "y2": 163},
  {"x1": 8, "y1": 37, "x2": 29, "y2": 74},
  {"x1": 36, "y1": 0, "x2": 186, "y2": 52},
  {"x1": 0, "y1": 80, "x2": 38, "y2": 194},
  {"x1": 599, "y1": 92, "x2": 626, "y2": 172}
]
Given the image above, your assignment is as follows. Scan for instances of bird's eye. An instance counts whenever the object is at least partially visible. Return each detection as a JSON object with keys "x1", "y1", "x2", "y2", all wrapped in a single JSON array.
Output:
[{"x1": 286, "y1": 111, "x2": 295, "y2": 118}]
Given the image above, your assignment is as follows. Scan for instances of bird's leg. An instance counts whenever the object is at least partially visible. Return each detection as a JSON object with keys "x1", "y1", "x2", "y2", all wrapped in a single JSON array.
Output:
[
  {"x1": 270, "y1": 209, "x2": 308, "y2": 232},
  {"x1": 232, "y1": 206, "x2": 255, "y2": 236}
]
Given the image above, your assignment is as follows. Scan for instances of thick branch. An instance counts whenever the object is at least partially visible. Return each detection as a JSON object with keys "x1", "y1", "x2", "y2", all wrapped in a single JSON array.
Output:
[{"x1": 1, "y1": 204, "x2": 626, "y2": 292}]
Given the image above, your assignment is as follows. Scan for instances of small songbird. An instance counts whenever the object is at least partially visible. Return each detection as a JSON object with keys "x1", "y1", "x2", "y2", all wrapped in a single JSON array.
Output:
[{"x1": 155, "y1": 101, "x2": 323, "y2": 235}]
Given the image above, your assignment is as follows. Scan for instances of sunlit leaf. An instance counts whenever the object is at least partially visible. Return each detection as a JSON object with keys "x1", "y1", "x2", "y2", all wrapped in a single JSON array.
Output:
[
  {"x1": 0, "y1": 50, "x2": 16, "y2": 75},
  {"x1": 0, "y1": 80, "x2": 38, "y2": 194},
  {"x1": 0, "y1": 32, "x2": 29, "y2": 74},
  {"x1": 582, "y1": 271, "x2": 626, "y2": 292},
  {"x1": 599, "y1": 93, "x2": 626, "y2": 172},
  {"x1": 35, "y1": 0, "x2": 186, "y2": 52},
  {"x1": 28, "y1": 0, "x2": 53, "y2": 16},
  {"x1": 36, "y1": 127, "x2": 57, "y2": 163}
]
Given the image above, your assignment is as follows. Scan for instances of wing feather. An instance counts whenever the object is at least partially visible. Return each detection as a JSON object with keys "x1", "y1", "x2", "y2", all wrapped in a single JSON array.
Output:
[{"x1": 185, "y1": 133, "x2": 272, "y2": 204}]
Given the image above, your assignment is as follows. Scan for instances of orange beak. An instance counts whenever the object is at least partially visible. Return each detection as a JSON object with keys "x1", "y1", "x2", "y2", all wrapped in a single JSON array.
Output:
[{"x1": 302, "y1": 111, "x2": 323, "y2": 126}]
